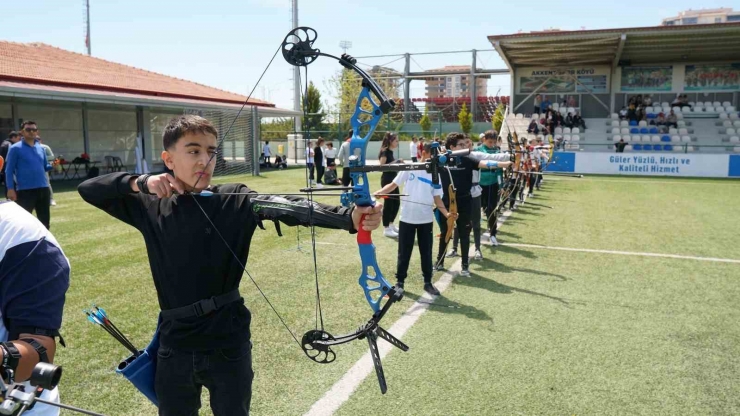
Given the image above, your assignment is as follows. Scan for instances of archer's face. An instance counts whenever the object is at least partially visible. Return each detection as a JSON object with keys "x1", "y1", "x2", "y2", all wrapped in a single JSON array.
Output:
[{"x1": 162, "y1": 132, "x2": 217, "y2": 192}]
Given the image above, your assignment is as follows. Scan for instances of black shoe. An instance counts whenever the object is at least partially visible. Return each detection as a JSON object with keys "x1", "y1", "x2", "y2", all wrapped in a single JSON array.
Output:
[
  {"x1": 395, "y1": 281, "x2": 404, "y2": 289},
  {"x1": 423, "y1": 283, "x2": 440, "y2": 296},
  {"x1": 433, "y1": 264, "x2": 445, "y2": 272}
]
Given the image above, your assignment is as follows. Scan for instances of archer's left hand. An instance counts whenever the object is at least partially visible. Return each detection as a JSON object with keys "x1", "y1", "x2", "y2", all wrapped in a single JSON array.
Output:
[{"x1": 352, "y1": 203, "x2": 384, "y2": 232}]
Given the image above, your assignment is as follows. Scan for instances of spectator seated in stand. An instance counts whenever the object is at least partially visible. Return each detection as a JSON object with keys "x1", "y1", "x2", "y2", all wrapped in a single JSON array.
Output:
[
  {"x1": 666, "y1": 111, "x2": 678, "y2": 128},
  {"x1": 573, "y1": 112, "x2": 586, "y2": 130},
  {"x1": 619, "y1": 106, "x2": 628, "y2": 120},
  {"x1": 527, "y1": 119, "x2": 540, "y2": 134},
  {"x1": 615, "y1": 138, "x2": 628, "y2": 153}
]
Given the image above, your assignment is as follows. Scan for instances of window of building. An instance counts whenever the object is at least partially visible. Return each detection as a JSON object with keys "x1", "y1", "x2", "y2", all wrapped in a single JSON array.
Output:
[
  {"x1": 715, "y1": 17, "x2": 722, "y2": 23},
  {"x1": 16, "y1": 102, "x2": 84, "y2": 162},
  {"x1": 87, "y1": 107, "x2": 138, "y2": 166},
  {"x1": 149, "y1": 109, "x2": 182, "y2": 163},
  {"x1": 664, "y1": 20, "x2": 675, "y2": 25},
  {"x1": 0, "y1": 100, "x2": 12, "y2": 141},
  {"x1": 727, "y1": 15, "x2": 740, "y2": 22},
  {"x1": 682, "y1": 17, "x2": 698, "y2": 24}
]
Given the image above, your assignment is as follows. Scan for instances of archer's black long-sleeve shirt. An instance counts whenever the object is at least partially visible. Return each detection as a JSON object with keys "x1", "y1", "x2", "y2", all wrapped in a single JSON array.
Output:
[{"x1": 78, "y1": 173, "x2": 355, "y2": 350}]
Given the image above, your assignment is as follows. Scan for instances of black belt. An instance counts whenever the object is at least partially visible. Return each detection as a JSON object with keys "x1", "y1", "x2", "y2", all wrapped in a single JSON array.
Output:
[{"x1": 161, "y1": 289, "x2": 242, "y2": 320}]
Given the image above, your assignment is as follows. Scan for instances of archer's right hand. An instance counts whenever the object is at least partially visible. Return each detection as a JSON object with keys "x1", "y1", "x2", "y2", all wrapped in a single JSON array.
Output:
[
  {"x1": 7, "y1": 189, "x2": 17, "y2": 201},
  {"x1": 145, "y1": 173, "x2": 184, "y2": 198}
]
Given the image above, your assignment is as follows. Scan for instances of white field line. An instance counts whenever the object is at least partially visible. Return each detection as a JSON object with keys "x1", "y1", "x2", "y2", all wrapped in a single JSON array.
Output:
[
  {"x1": 549, "y1": 177, "x2": 740, "y2": 186},
  {"x1": 497, "y1": 243, "x2": 740, "y2": 264},
  {"x1": 304, "y1": 199, "x2": 522, "y2": 416}
]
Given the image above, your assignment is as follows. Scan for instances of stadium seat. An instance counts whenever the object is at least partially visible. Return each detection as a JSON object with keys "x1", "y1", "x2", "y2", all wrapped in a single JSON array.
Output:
[
  {"x1": 629, "y1": 135, "x2": 640, "y2": 143},
  {"x1": 713, "y1": 101, "x2": 722, "y2": 108},
  {"x1": 633, "y1": 144, "x2": 643, "y2": 151},
  {"x1": 672, "y1": 106, "x2": 681, "y2": 113},
  {"x1": 611, "y1": 120, "x2": 619, "y2": 127},
  {"x1": 571, "y1": 134, "x2": 580, "y2": 141},
  {"x1": 694, "y1": 102, "x2": 704, "y2": 108},
  {"x1": 652, "y1": 144, "x2": 662, "y2": 151},
  {"x1": 630, "y1": 127, "x2": 639, "y2": 134},
  {"x1": 704, "y1": 106, "x2": 716, "y2": 113},
  {"x1": 673, "y1": 145, "x2": 683, "y2": 152},
  {"x1": 563, "y1": 127, "x2": 571, "y2": 134},
  {"x1": 671, "y1": 135, "x2": 681, "y2": 143},
  {"x1": 553, "y1": 103, "x2": 560, "y2": 111},
  {"x1": 678, "y1": 128, "x2": 688, "y2": 135},
  {"x1": 733, "y1": 121, "x2": 740, "y2": 128},
  {"x1": 735, "y1": 146, "x2": 740, "y2": 152},
  {"x1": 649, "y1": 127, "x2": 659, "y2": 134},
  {"x1": 727, "y1": 128, "x2": 737, "y2": 135},
  {"x1": 647, "y1": 112, "x2": 657, "y2": 120},
  {"x1": 677, "y1": 120, "x2": 686, "y2": 128},
  {"x1": 639, "y1": 127, "x2": 648, "y2": 134},
  {"x1": 642, "y1": 135, "x2": 651, "y2": 143},
  {"x1": 567, "y1": 107, "x2": 575, "y2": 114},
  {"x1": 676, "y1": 113, "x2": 684, "y2": 120},
  {"x1": 723, "y1": 120, "x2": 733, "y2": 128},
  {"x1": 720, "y1": 112, "x2": 729, "y2": 119},
  {"x1": 611, "y1": 113, "x2": 619, "y2": 119},
  {"x1": 571, "y1": 127, "x2": 580, "y2": 134},
  {"x1": 620, "y1": 120, "x2": 629, "y2": 127},
  {"x1": 638, "y1": 120, "x2": 647, "y2": 127},
  {"x1": 661, "y1": 135, "x2": 671, "y2": 142},
  {"x1": 516, "y1": 113, "x2": 524, "y2": 119},
  {"x1": 651, "y1": 135, "x2": 661, "y2": 143},
  {"x1": 669, "y1": 128, "x2": 678, "y2": 135},
  {"x1": 611, "y1": 127, "x2": 620, "y2": 135},
  {"x1": 686, "y1": 146, "x2": 695, "y2": 152},
  {"x1": 624, "y1": 144, "x2": 633, "y2": 152},
  {"x1": 704, "y1": 101, "x2": 713, "y2": 107},
  {"x1": 563, "y1": 134, "x2": 571, "y2": 141},
  {"x1": 722, "y1": 101, "x2": 731, "y2": 107},
  {"x1": 661, "y1": 102, "x2": 670, "y2": 108},
  {"x1": 613, "y1": 135, "x2": 621, "y2": 142},
  {"x1": 643, "y1": 144, "x2": 652, "y2": 151},
  {"x1": 646, "y1": 107, "x2": 656, "y2": 114},
  {"x1": 664, "y1": 145, "x2": 673, "y2": 151},
  {"x1": 559, "y1": 108, "x2": 567, "y2": 115},
  {"x1": 629, "y1": 120, "x2": 638, "y2": 126},
  {"x1": 621, "y1": 128, "x2": 630, "y2": 135},
  {"x1": 555, "y1": 127, "x2": 563, "y2": 134},
  {"x1": 688, "y1": 101, "x2": 696, "y2": 107},
  {"x1": 730, "y1": 113, "x2": 739, "y2": 120},
  {"x1": 727, "y1": 106, "x2": 736, "y2": 112},
  {"x1": 681, "y1": 135, "x2": 692, "y2": 143},
  {"x1": 730, "y1": 136, "x2": 740, "y2": 143}
]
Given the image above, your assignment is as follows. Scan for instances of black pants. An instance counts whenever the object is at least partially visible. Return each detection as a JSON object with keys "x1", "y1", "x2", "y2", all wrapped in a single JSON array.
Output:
[
  {"x1": 308, "y1": 163, "x2": 315, "y2": 181},
  {"x1": 16, "y1": 187, "x2": 51, "y2": 229},
  {"x1": 155, "y1": 341, "x2": 254, "y2": 416},
  {"x1": 481, "y1": 183, "x2": 500, "y2": 236},
  {"x1": 536, "y1": 165, "x2": 544, "y2": 188},
  {"x1": 341, "y1": 167, "x2": 353, "y2": 187},
  {"x1": 396, "y1": 221, "x2": 433, "y2": 284},
  {"x1": 438, "y1": 196, "x2": 472, "y2": 269},
  {"x1": 528, "y1": 172, "x2": 536, "y2": 195},
  {"x1": 380, "y1": 173, "x2": 399, "y2": 227},
  {"x1": 411, "y1": 157, "x2": 418, "y2": 163},
  {"x1": 316, "y1": 165, "x2": 325, "y2": 184}
]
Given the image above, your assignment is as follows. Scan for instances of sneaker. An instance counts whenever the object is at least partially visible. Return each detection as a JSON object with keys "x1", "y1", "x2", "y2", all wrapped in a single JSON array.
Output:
[
  {"x1": 50, "y1": 199, "x2": 57, "y2": 206},
  {"x1": 315, "y1": 183, "x2": 324, "y2": 189},
  {"x1": 459, "y1": 268, "x2": 471, "y2": 277},
  {"x1": 528, "y1": 193, "x2": 533, "y2": 197},
  {"x1": 433, "y1": 264, "x2": 445, "y2": 272},
  {"x1": 447, "y1": 248, "x2": 459, "y2": 258},
  {"x1": 390, "y1": 223, "x2": 399, "y2": 233},
  {"x1": 489, "y1": 235, "x2": 499, "y2": 246},
  {"x1": 423, "y1": 283, "x2": 440, "y2": 296},
  {"x1": 383, "y1": 227, "x2": 398, "y2": 238},
  {"x1": 395, "y1": 281, "x2": 404, "y2": 290},
  {"x1": 473, "y1": 250, "x2": 483, "y2": 261}
]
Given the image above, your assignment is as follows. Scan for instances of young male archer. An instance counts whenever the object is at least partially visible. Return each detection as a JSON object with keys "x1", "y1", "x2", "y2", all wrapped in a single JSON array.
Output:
[{"x1": 78, "y1": 115, "x2": 382, "y2": 416}]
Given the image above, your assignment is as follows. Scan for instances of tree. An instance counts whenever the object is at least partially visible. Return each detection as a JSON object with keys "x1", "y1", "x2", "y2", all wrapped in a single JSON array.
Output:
[
  {"x1": 419, "y1": 107, "x2": 432, "y2": 136},
  {"x1": 302, "y1": 81, "x2": 324, "y2": 132},
  {"x1": 458, "y1": 103, "x2": 473, "y2": 133},
  {"x1": 492, "y1": 104, "x2": 504, "y2": 133}
]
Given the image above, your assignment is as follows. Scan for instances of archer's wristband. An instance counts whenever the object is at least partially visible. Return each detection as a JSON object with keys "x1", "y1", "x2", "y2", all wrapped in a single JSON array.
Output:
[
  {"x1": 136, "y1": 174, "x2": 153, "y2": 195},
  {"x1": 486, "y1": 161, "x2": 499, "y2": 169}
]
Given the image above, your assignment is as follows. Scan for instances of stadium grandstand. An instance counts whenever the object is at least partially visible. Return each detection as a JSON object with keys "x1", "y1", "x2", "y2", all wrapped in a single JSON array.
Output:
[{"x1": 488, "y1": 22, "x2": 740, "y2": 159}]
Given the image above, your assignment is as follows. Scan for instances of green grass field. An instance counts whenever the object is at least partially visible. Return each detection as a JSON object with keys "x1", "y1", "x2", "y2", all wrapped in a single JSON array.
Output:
[{"x1": 42, "y1": 171, "x2": 740, "y2": 415}]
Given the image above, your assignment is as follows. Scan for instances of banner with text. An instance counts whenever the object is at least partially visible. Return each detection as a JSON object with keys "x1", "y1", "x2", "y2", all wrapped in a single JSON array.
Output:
[
  {"x1": 547, "y1": 152, "x2": 739, "y2": 177},
  {"x1": 517, "y1": 67, "x2": 610, "y2": 94},
  {"x1": 685, "y1": 64, "x2": 740, "y2": 91},
  {"x1": 620, "y1": 66, "x2": 673, "y2": 92}
]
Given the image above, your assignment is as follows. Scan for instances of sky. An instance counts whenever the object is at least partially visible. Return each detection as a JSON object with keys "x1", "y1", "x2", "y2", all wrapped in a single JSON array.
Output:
[{"x1": 0, "y1": 0, "x2": 735, "y2": 111}]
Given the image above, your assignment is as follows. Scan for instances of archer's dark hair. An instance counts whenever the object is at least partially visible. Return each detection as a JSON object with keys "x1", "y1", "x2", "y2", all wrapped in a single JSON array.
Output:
[
  {"x1": 380, "y1": 132, "x2": 397, "y2": 149},
  {"x1": 422, "y1": 143, "x2": 434, "y2": 154},
  {"x1": 8, "y1": 131, "x2": 19, "y2": 139},
  {"x1": 346, "y1": 129, "x2": 353, "y2": 139},
  {"x1": 163, "y1": 115, "x2": 218, "y2": 150},
  {"x1": 484, "y1": 129, "x2": 498, "y2": 140},
  {"x1": 21, "y1": 120, "x2": 37, "y2": 129},
  {"x1": 445, "y1": 132, "x2": 465, "y2": 149}
]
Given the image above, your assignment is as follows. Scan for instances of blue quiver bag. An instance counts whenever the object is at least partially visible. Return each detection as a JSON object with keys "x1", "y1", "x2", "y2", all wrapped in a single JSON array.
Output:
[{"x1": 116, "y1": 316, "x2": 160, "y2": 407}]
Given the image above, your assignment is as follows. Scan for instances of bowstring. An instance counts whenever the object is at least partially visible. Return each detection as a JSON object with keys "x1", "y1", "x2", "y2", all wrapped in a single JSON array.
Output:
[{"x1": 297, "y1": 64, "x2": 325, "y2": 332}]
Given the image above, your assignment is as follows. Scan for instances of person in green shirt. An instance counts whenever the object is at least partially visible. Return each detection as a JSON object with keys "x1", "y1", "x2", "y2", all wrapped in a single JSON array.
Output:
[{"x1": 477, "y1": 130, "x2": 504, "y2": 246}]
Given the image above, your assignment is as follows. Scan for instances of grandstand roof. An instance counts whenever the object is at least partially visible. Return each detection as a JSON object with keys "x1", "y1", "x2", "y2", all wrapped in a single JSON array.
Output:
[
  {"x1": 0, "y1": 41, "x2": 277, "y2": 109},
  {"x1": 488, "y1": 22, "x2": 740, "y2": 68}
]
